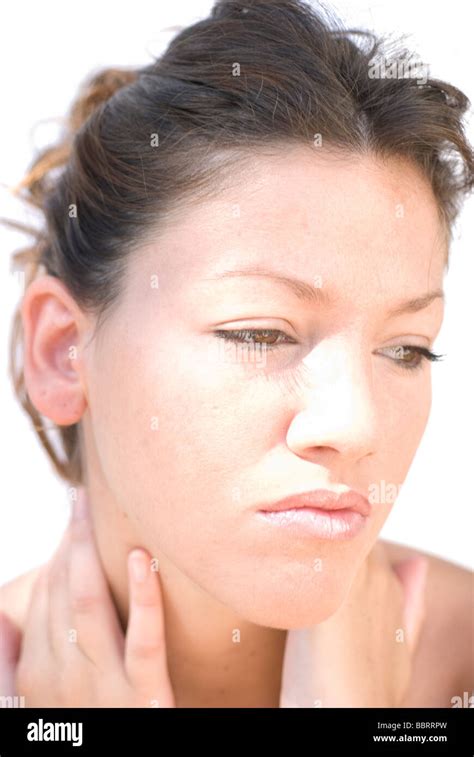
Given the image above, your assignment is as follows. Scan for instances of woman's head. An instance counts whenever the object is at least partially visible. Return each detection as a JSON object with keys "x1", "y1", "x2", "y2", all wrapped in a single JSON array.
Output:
[{"x1": 7, "y1": 0, "x2": 473, "y2": 627}]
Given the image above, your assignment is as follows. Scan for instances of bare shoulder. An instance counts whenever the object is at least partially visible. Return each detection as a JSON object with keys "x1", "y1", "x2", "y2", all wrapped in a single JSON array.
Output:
[
  {"x1": 381, "y1": 538, "x2": 473, "y2": 707},
  {"x1": 0, "y1": 565, "x2": 43, "y2": 633}
]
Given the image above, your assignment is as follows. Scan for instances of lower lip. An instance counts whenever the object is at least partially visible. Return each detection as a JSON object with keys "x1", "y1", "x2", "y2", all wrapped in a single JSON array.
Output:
[{"x1": 256, "y1": 507, "x2": 368, "y2": 540}]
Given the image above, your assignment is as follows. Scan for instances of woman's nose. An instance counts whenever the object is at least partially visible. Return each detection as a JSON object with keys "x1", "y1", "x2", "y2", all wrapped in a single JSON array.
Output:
[{"x1": 285, "y1": 345, "x2": 378, "y2": 462}]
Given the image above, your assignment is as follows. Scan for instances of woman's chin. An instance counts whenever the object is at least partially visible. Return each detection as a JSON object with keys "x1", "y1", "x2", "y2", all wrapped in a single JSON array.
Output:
[{"x1": 228, "y1": 579, "x2": 350, "y2": 630}]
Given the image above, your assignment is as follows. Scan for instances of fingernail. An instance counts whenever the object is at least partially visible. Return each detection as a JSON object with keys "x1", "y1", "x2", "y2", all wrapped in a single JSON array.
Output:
[
  {"x1": 72, "y1": 488, "x2": 88, "y2": 520},
  {"x1": 130, "y1": 551, "x2": 147, "y2": 583}
]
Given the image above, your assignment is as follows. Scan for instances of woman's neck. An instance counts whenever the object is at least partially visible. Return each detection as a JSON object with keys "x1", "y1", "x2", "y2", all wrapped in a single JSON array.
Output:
[{"x1": 88, "y1": 486, "x2": 287, "y2": 708}]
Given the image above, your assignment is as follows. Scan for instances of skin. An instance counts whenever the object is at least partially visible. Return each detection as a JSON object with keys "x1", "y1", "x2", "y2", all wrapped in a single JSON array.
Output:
[{"x1": 1, "y1": 146, "x2": 472, "y2": 707}]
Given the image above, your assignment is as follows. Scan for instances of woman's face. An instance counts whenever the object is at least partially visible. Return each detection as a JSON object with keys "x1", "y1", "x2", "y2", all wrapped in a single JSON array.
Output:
[{"x1": 80, "y1": 147, "x2": 446, "y2": 628}]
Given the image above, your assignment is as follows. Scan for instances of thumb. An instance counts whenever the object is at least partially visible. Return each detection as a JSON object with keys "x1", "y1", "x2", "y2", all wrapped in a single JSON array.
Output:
[
  {"x1": 0, "y1": 611, "x2": 22, "y2": 697},
  {"x1": 392, "y1": 556, "x2": 429, "y2": 652}
]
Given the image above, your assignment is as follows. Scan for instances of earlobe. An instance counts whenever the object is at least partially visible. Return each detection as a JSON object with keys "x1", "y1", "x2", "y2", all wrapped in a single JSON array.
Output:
[{"x1": 20, "y1": 275, "x2": 88, "y2": 426}]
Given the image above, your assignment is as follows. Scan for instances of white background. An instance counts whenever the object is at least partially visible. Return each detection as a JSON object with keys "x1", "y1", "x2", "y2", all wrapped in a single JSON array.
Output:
[{"x1": 0, "y1": 0, "x2": 472, "y2": 584}]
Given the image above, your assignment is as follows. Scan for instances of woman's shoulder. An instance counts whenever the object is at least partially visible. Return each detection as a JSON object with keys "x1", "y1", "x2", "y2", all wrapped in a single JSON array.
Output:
[
  {"x1": 0, "y1": 564, "x2": 42, "y2": 633},
  {"x1": 381, "y1": 538, "x2": 473, "y2": 707}
]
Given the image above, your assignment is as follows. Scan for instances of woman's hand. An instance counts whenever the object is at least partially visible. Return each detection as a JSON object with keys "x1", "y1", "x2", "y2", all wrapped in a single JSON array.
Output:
[
  {"x1": 11, "y1": 489, "x2": 176, "y2": 707},
  {"x1": 279, "y1": 540, "x2": 429, "y2": 708},
  {"x1": 0, "y1": 611, "x2": 22, "y2": 700}
]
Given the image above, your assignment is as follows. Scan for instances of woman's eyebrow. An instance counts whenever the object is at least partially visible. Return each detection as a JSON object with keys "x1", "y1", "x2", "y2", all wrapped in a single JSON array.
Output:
[
  {"x1": 203, "y1": 266, "x2": 444, "y2": 315},
  {"x1": 203, "y1": 267, "x2": 328, "y2": 304},
  {"x1": 386, "y1": 289, "x2": 445, "y2": 316}
]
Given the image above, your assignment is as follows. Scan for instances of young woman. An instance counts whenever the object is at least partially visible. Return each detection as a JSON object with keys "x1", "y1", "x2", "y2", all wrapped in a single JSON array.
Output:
[{"x1": 1, "y1": 0, "x2": 472, "y2": 708}]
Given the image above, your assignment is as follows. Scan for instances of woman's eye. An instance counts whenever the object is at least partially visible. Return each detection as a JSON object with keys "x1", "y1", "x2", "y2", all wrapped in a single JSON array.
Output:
[
  {"x1": 213, "y1": 328, "x2": 296, "y2": 350},
  {"x1": 379, "y1": 345, "x2": 445, "y2": 372},
  {"x1": 212, "y1": 330, "x2": 445, "y2": 372}
]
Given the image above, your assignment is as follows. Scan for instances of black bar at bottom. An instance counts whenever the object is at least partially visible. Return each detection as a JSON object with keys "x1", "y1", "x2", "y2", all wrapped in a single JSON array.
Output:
[{"x1": 0, "y1": 706, "x2": 472, "y2": 755}]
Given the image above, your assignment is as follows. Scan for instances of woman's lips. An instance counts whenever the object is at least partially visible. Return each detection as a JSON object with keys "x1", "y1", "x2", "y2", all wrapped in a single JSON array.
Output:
[
  {"x1": 255, "y1": 488, "x2": 371, "y2": 540},
  {"x1": 256, "y1": 506, "x2": 368, "y2": 539}
]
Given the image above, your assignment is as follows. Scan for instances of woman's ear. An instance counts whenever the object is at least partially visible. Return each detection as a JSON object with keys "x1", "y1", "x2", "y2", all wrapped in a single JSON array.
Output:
[{"x1": 20, "y1": 275, "x2": 91, "y2": 425}]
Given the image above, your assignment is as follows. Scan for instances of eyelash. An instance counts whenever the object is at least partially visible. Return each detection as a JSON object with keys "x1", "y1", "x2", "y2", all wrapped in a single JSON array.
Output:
[{"x1": 213, "y1": 328, "x2": 445, "y2": 372}]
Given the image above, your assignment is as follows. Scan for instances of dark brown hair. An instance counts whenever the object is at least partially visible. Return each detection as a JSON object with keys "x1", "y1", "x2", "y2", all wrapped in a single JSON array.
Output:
[{"x1": 4, "y1": 0, "x2": 473, "y2": 485}]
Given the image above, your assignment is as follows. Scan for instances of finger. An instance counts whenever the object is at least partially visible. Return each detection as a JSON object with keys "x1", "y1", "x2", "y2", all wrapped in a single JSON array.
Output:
[
  {"x1": 68, "y1": 490, "x2": 124, "y2": 671},
  {"x1": 0, "y1": 612, "x2": 22, "y2": 697},
  {"x1": 15, "y1": 565, "x2": 51, "y2": 694},
  {"x1": 392, "y1": 556, "x2": 429, "y2": 652},
  {"x1": 47, "y1": 519, "x2": 76, "y2": 660},
  {"x1": 124, "y1": 549, "x2": 174, "y2": 704}
]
